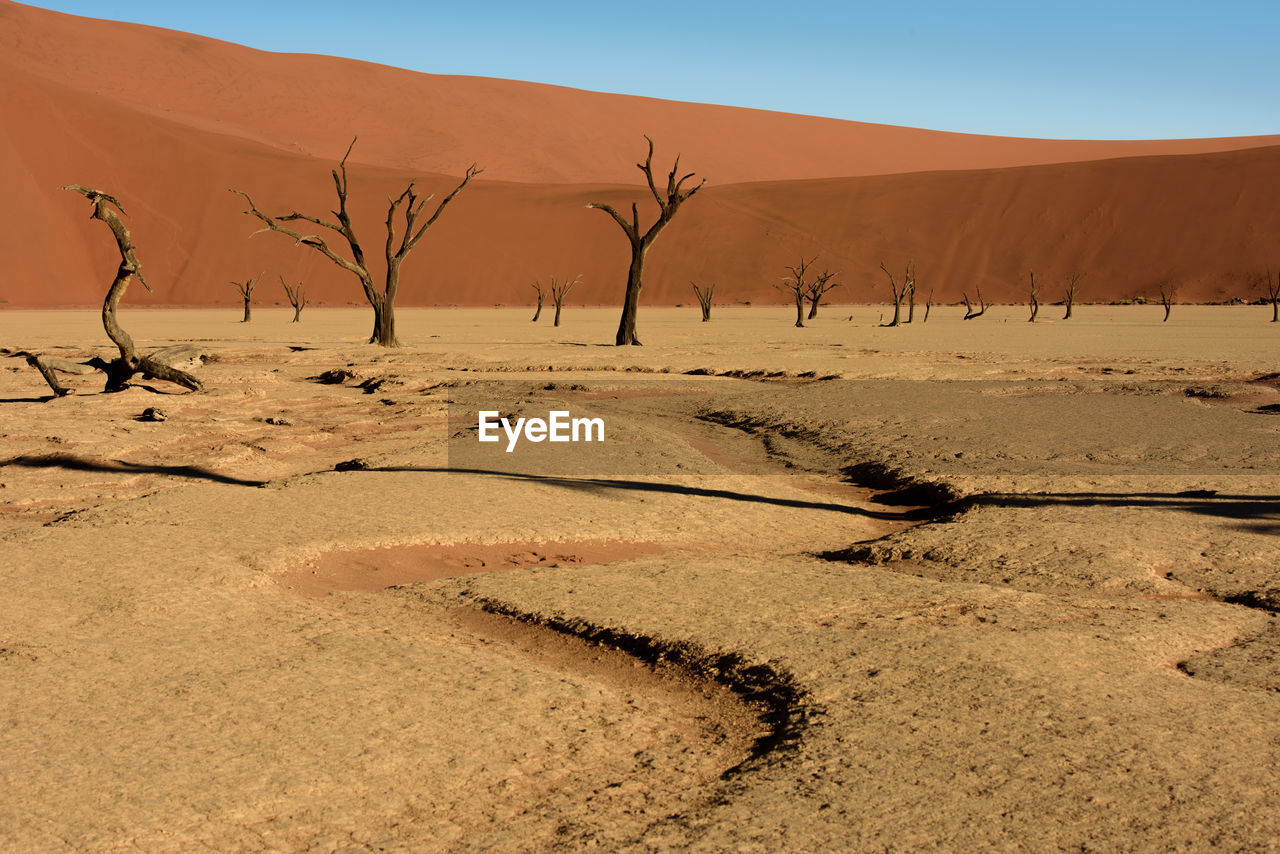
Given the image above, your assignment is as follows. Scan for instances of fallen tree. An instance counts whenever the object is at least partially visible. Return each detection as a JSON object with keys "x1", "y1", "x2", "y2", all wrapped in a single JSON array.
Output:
[{"x1": 15, "y1": 186, "x2": 203, "y2": 397}]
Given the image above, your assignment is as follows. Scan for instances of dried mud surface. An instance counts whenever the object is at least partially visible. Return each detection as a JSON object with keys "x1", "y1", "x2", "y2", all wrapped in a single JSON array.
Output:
[{"x1": 1, "y1": 306, "x2": 1278, "y2": 851}]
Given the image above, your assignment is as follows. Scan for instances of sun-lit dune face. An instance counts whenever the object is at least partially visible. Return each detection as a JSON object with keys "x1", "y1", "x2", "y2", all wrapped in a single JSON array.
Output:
[{"x1": 1, "y1": 0, "x2": 1277, "y2": 310}]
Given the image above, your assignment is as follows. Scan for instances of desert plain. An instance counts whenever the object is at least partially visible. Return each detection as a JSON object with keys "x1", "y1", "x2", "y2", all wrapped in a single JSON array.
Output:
[
  {"x1": 1, "y1": 304, "x2": 1278, "y2": 851},
  {"x1": 4, "y1": 0, "x2": 1280, "y2": 849}
]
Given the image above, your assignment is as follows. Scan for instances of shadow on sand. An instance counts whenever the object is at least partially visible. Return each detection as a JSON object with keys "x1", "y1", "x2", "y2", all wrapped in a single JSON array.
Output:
[{"x1": 0, "y1": 453, "x2": 268, "y2": 487}]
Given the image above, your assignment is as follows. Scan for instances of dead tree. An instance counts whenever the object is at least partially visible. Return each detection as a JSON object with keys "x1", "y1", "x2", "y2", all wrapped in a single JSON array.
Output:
[
  {"x1": 1159, "y1": 283, "x2": 1175, "y2": 322},
  {"x1": 1027, "y1": 271, "x2": 1040, "y2": 322},
  {"x1": 280, "y1": 276, "x2": 308, "y2": 322},
  {"x1": 588, "y1": 136, "x2": 705, "y2": 345},
  {"x1": 1265, "y1": 270, "x2": 1279, "y2": 322},
  {"x1": 880, "y1": 262, "x2": 913, "y2": 326},
  {"x1": 691, "y1": 281, "x2": 715, "y2": 321},
  {"x1": 232, "y1": 138, "x2": 482, "y2": 347},
  {"x1": 776, "y1": 257, "x2": 817, "y2": 328},
  {"x1": 962, "y1": 285, "x2": 988, "y2": 319},
  {"x1": 1063, "y1": 273, "x2": 1081, "y2": 319},
  {"x1": 549, "y1": 275, "x2": 580, "y2": 327},
  {"x1": 923, "y1": 288, "x2": 934, "y2": 323},
  {"x1": 231, "y1": 274, "x2": 258, "y2": 322},
  {"x1": 905, "y1": 270, "x2": 917, "y2": 323},
  {"x1": 805, "y1": 270, "x2": 840, "y2": 319},
  {"x1": 531, "y1": 281, "x2": 546, "y2": 322},
  {"x1": 17, "y1": 186, "x2": 203, "y2": 396}
]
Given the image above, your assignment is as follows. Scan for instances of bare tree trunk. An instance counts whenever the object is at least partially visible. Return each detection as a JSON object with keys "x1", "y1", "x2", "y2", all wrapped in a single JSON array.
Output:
[
  {"x1": 233, "y1": 138, "x2": 480, "y2": 348},
  {"x1": 281, "y1": 277, "x2": 308, "y2": 322},
  {"x1": 1063, "y1": 273, "x2": 1079, "y2": 320},
  {"x1": 879, "y1": 263, "x2": 905, "y2": 327},
  {"x1": 232, "y1": 275, "x2": 258, "y2": 322},
  {"x1": 1028, "y1": 271, "x2": 1039, "y2": 322},
  {"x1": 691, "y1": 281, "x2": 714, "y2": 321},
  {"x1": 31, "y1": 186, "x2": 204, "y2": 396},
  {"x1": 371, "y1": 297, "x2": 398, "y2": 346},
  {"x1": 794, "y1": 291, "x2": 805, "y2": 328},
  {"x1": 1266, "y1": 271, "x2": 1279, "y2": 322},
  {"x1": 531, "y1": 282, "x2": 545, "y2": 321},
  {"x1": 1159, "y1": 284, "x2": 1174, "y2": 322},
  {"x1": 963, "y1": 286, "x2": 987, "y2": 320},
  {"x1": 923, "y1": 289, "x2": 934, "y2": 323},
  {"x1": 589, "y1": 137, "x2": 704, "y2": 347},
  {"x1": 806, "y1": 291, "x2": 820, "y2": 320},
  {"x1": 617, "y1": 250, "x2": 645, "y2": 345},
  {"x1": 550, "y1": 275, "x2": 578, "y2": 328}
]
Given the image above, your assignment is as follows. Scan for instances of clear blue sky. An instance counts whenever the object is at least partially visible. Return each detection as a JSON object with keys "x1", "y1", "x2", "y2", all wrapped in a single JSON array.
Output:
[{"x1": 19, "y1": 0, "x2": 1280, "y2": 139}]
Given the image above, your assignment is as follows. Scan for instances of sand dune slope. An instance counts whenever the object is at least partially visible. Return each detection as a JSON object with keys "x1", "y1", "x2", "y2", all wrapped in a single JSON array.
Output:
[{"x1": 1, "y1": 0, "x2": 1277, "y2": 310}]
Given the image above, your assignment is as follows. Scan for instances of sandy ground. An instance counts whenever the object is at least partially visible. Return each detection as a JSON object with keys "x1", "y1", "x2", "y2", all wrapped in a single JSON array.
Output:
[{"x1": 1, "y1": 305, "x2": 1278, "y2": 851}]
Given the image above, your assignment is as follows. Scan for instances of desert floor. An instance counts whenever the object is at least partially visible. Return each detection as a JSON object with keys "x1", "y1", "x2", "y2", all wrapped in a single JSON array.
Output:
[{"x1": 1, "y1": 304, "x2": 1278, "y2": 851}]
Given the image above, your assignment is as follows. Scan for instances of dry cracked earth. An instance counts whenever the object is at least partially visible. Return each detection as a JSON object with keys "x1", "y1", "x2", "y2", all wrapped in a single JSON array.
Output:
[{"x1": 1, "y1": 306, "x2": 1278, "y2": 851}]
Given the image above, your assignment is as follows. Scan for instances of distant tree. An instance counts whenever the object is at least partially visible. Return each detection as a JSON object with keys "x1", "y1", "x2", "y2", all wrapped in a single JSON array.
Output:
[
  {"x1": 904, "y1": 269, "x2": 917, "y2": 323},
  {"x1": 1159, "y1": 283, "x2": 1175, "y2": 322},
  {"x1": 280, "y1": 276, "x2": 308, "y2": 322},
  {"x1": 962, "y1": 285, "x2": 988, "y2": 320},
  {"x1": 232, "y1": 137, "x2": 482, "y2": 346},
  {"x1": 880, "y1": 261, "x2": 915, "y2": 327},
  {"x1": 530, "y1": 280, "x2": 546, "y2": 322},
  {"x1": 588, "y1": 136, "x2": 705, "y2": 345},
  {"x1": 805, "y1": 269, "x2": 841, "y2": 319},
  {"x1": 923, "y1": 288, "x2": 934, "y2": 323},
  {"x1": 1063, "y1": 273, "x2": 1081, "y2": 320},
  {"x1": 1027, "y1": 271, "x2": 1040, "y2": 322},
  {"x1": 18, "y1": 186, "x2": 202, "y2": 396},
  {"x1": 232, "y1": 274, "x2": 259, "y2": 322},
  {"x1": 776, "y1": 257, "x2": 821, "y2": 328},
  {"x1": 691, "y1": 281, "x2": 715, "y2": 321},
  {"x1": 549, "y1": 275, "x2": 580, "y2": 327}
]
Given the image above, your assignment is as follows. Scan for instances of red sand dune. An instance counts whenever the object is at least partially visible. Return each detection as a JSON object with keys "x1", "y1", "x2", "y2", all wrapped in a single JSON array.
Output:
[{"x1": 1, "y1": 0, "x2": 1277, "y2": 310}]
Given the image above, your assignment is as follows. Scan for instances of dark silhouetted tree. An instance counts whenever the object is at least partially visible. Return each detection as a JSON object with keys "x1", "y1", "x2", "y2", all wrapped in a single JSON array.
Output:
[
  {"x1": 1159, "y1": 283, "x2": 1175, "y2": 322},
  {"x1": 962, "y1": 285, "x2": 988, "y2": 319},
  {"x1": 880, "y1": 262, "x2": 914, "y2": 327},
  {"x1": 588, "y1": 137, "x2": 705, "y2": 345},
  {"x1": 281, "y1": 276, "x2": 308, "y2": 322},
  {"x1": 1063, "y1": 273, "x2": 1081, "y2": 320},
  {"x1": 232, "y1": 138, "x2": 481, "y2": 346},
  {"x1": 691, "y1": 281, "x2": 714, "y2": 321},
  {"x1": 776, "y1": 257, "x2": 819, "y2": 328},
  {"x1": 531, "y1": 280, "x2": 546, "y2": 322},
  {"x1": 549, "y1": 275, "x2": 580, "y2": 327},
  {"x1": 232, "y1": 274, "x2": 259, "y2": 322},
  {"x1": 805, "y1": 269, "x2": 841, "y2": 319}
]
